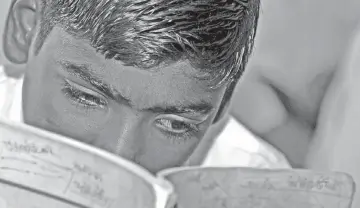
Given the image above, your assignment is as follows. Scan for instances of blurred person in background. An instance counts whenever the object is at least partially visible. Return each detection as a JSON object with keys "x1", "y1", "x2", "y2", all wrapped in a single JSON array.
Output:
[
  {"x1": 305, "y1": 24, "x2": 360, "y2": 208},
  {"x1": 231, "y1": 0, "x2": 360, "y2": 168}
]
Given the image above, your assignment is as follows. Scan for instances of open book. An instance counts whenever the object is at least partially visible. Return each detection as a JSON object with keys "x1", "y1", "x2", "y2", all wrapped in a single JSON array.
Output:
[{"x1": 0, "y1": 118, "x2": 355, "y2": 207}]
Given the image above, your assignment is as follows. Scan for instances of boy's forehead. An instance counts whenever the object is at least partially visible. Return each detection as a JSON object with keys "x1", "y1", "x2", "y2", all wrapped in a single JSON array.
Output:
[
  {"x1": 56, "y1": 27, "x2": 202, "y2": 82},
  {"x1": 46, "y1": 27, "x2": 225, "y2": 109}
]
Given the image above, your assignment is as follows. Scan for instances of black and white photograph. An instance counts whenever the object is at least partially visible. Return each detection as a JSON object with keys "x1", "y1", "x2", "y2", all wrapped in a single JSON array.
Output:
[{"x1": 0, "y1": 0, "x2": 359, "y2": 207}]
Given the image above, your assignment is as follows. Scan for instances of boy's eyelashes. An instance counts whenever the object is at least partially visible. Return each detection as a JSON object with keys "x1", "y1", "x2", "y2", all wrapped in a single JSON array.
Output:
[
  {"x1": 62, "y1": 79, "x2": 108, "y2": 109},
  {"x1": 60, "y1": 79, "x2": 203, "y2": 142},
  {"x1": 156, "y1": 118, "x2": 199, "y2": 134},
  {"x1": 155, "y1": 118, "x2": 198, "y2": 144},
  {"x1": 154, "y1": 116, "x2": 201, "y2": 143}
]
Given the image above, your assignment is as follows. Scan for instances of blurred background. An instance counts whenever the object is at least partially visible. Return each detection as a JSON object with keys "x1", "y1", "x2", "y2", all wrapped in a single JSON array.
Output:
[
  {"x1": 2, "y1": 0, "x2": 360, "y2": 167},
  {"x1": 230, "y1": 0, "x2": 360, "y2": 167}
]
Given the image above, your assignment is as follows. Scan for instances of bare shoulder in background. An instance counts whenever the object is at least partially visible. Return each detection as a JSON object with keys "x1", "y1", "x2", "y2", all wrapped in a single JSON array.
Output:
[{"x1": 230, "y1": 0, "x2": 360, "y2": 168}]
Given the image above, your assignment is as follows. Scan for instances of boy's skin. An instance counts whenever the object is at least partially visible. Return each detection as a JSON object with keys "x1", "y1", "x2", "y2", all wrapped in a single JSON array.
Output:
[{"x1": 2, "y1": 0, "x2": 259, "y2": 173}]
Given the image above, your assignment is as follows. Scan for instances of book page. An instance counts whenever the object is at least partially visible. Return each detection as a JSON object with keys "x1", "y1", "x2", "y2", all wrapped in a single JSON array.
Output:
[
  {"x1": 0, "y1": 118, "x2": 173, "y2": 207},
  {"x1": 159, "y1": 167, "x2": 355, "y2": 207}
]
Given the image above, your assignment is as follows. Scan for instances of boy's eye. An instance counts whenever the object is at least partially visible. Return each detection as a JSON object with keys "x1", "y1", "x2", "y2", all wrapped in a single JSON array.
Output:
[
  {"x1": 62, "y1": 79, "x2": 107, "y2": 109},
  {"x1": 156, "y1": 118, "x2": 194, "y2": 134},
  {"x1": 155, "y1": 114, "x2": 201, "y2": 140},
  {"x1": 155, "y1": 116, "x2": 200, "y2": 143}
]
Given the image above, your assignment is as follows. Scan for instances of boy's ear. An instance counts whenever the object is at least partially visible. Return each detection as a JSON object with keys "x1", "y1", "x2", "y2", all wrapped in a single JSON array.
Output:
[{"x1": 3, "y1": 0, "x2": 39, "y2": 64}]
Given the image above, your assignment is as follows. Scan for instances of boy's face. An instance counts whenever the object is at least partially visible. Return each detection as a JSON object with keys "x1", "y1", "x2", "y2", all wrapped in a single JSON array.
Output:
[{"x1": 21, "y1": 27, "x2": 227, "y2": 173}]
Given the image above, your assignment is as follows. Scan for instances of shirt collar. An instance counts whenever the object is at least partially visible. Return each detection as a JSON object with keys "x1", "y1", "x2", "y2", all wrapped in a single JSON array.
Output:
[{"x1": 8, "y1": 76, "x2": 24, "y2": 123}]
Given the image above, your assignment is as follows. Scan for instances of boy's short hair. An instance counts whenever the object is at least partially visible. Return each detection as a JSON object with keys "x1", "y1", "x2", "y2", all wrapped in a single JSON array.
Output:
[{"x1": 35, "y1": 0, "x2": 260, "y2": 120}]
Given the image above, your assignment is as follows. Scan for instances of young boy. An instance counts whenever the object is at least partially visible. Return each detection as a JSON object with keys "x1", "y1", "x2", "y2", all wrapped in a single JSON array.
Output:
[{"x1": 0, "y1": 0, "x2": 289, "y2": 173}]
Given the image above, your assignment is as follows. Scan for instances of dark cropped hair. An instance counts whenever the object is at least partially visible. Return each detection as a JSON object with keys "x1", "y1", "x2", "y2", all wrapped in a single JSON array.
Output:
[{"x1": 36, "y1": 0, "x2": 260, "y2": 121}]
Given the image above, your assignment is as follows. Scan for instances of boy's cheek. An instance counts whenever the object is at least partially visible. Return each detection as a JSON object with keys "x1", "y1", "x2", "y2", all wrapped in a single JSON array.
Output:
[
  {"x1": 49, "y1": 91, "x2": 108, "y2": 141},
  {"x1": 24, "y1": 79, "x2": 105, "y2": 143}
]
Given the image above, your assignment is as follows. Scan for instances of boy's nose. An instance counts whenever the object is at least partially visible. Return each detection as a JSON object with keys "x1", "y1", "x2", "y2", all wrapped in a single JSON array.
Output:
[
  {"x1": 114, "y1": 119, "x2": 144, "y2": 163},
  {"x1": 99, "y1": 109, "x2": 146, "y2": 164}
]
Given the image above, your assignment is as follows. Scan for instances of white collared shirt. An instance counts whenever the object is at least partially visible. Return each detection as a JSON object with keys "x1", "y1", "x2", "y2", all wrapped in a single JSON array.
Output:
[
  {"x1": 0, "y1": 66, "x2": 23, "y2": 122},
  {"x1": 0, "y1": 66, "x2": 291, "y2": 169}
]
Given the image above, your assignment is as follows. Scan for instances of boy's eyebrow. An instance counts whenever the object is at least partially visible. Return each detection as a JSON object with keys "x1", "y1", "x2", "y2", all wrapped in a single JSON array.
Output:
[
  {"x1": 59, "y1": 61, "x2": 214, "y2": 116},
  {"x1": 59, "y1": 60, "x2": 133, "y2": 105},
  {"x1": 146, "y1": 101, "x2": 214, "y2": 115}
]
